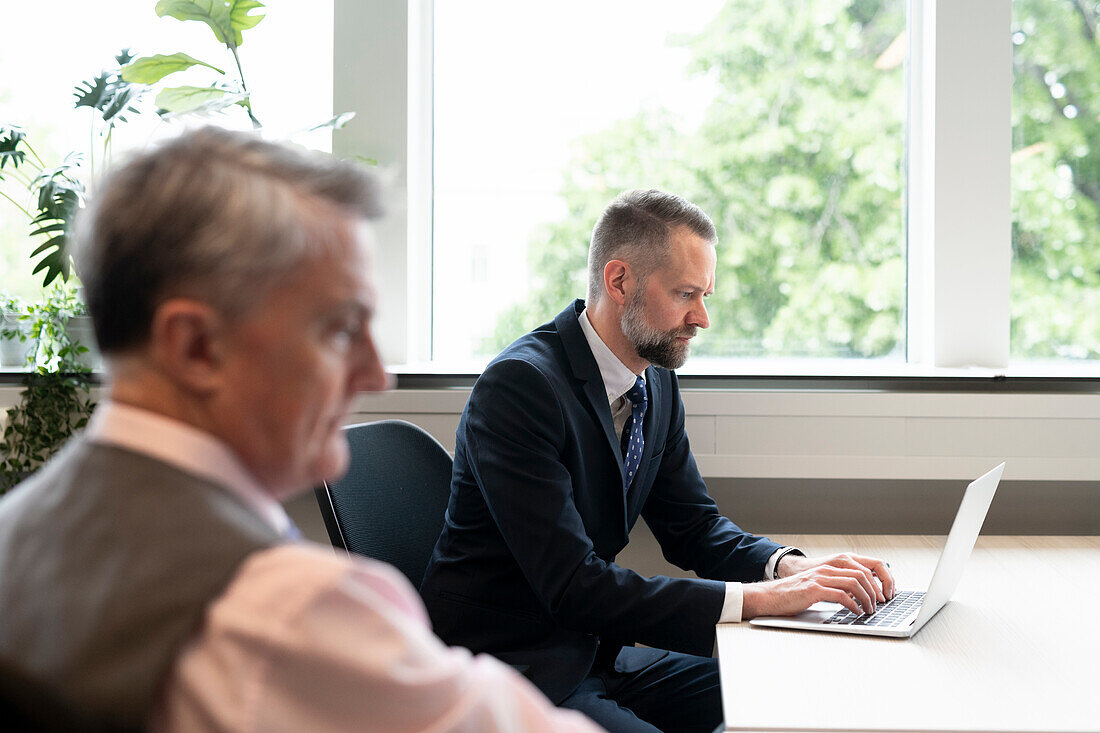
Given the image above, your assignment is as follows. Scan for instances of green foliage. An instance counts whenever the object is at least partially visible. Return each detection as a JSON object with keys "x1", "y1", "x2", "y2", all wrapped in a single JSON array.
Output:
[
  {"x1": 3, "y1": 2, "x2": 287, "y2": 287},
  {"x1": 122, "y1": 0, "x2": 350, "y2": 133},
  {"x1": 0, "y1": 126, "x2": 27, "y2": 171},
  {"x1": 155, "y1": 85, "x2": 245, "y2": 115},
  {"x1": 120, "y1": 52, "x2": 225, "y2": 84},
  {"x1": 491, "y1": 0, "x2": 1100, "y2": 363},
  {"x1": 492, "y1": 0, "x2": 907, "y2": 359},
  {"x1": 155, "y1": 0, "x2": 266, "y2": 49},
  {"x1": 28, "y1": 155, "x2": 84, "y2": 286},
  {"x1": 123, "y1": 0, "x2": 268, "y2": 125},
  {"x1": 0, "y1": 125, "x2": 85, "y2": 287},
  {"x1": 1, "y1": 286, "x2": 96, "y2": 493},
  {"x1": 73, "y1": 52, "x2": 144, "y2": 130},
  {"x1": 1011, "y1": 0, "x2": 1100, "y2": 359}
]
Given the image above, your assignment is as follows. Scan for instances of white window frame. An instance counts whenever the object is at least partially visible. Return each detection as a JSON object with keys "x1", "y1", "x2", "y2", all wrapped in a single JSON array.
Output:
[{"x1": 334, "y1": 0, "x2": 1063, "y2": 376}]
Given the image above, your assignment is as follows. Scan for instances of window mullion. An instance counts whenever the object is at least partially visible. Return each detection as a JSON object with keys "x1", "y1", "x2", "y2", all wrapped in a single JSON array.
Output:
[{"x1": 922, "y1": 0, "x2": 1012, "y2": 369}]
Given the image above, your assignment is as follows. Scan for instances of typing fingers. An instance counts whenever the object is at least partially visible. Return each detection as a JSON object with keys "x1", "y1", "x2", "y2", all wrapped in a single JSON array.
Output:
[
  {"x1": 845, "y1": 553, "x2": 896, "y2": 601},
  {"x1": 815, "y1": 573, "x2": 875, "y2": 615},
  {"x1": 826, "y1": 554, "x2": 886, "y2": 604},
  {"x1": 864, "y1": 557, "x2": 897, "y2": 600},
  {"x1": 818, "y1": 586, "x2": 865, "y2": 616}
]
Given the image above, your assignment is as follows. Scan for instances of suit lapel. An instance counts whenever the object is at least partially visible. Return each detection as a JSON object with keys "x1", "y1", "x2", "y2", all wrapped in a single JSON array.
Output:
[{"x1": 555, "y1": 300, "x2": 628, "y2": 489}]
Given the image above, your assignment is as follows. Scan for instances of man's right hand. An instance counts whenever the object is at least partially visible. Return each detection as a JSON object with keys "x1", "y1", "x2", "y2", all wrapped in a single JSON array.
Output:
[{"x1": 741, "y1": 564, "x2": 882, "y2": 619}]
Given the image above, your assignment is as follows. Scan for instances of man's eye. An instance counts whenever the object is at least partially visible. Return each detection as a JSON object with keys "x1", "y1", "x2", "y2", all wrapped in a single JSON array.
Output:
[
  {"x1": 329, "y1": 320, "x2": 363, "y2": 348},
  {"x1": 679, "y1": 291, "x2": 693, "y2": 299}
]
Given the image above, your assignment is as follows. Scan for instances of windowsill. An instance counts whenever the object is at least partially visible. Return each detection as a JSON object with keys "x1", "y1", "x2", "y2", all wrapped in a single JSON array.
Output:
[
  {"x1": 5, "y1": 360, "x2": 1100, "y2": 393},
  {"x1": 384, "y1": 357, "x2": 1100, "y2": 392}
]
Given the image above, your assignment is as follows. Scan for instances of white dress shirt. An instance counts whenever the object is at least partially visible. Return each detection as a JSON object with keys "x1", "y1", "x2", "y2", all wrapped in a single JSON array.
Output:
[
  {"x1": 86, "y1": 402, "x2": 602, "y2": 733},
  {"x1": 578, "y1": 311, "x2": 793, "y2": 623}
]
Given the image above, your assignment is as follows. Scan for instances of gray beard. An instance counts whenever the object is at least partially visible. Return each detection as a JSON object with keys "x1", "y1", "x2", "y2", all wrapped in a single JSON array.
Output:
[{"x1": 620, "y1": 289, "x2": 692, "y2": 370}]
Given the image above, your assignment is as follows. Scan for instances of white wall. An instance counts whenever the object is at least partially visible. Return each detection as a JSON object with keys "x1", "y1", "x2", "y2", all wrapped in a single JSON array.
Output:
[
  {"x1": 5, "y1": 384, "x2": 1097, "y2": 486},
  {"x1": 340, "y1": 387, "x2": 1100, "y2": 484}
]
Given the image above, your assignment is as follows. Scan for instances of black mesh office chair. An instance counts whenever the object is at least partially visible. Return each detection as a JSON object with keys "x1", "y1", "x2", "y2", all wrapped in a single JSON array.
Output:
[{"x1": 314, "y1": 420, "x2": 453, "y2": 589}]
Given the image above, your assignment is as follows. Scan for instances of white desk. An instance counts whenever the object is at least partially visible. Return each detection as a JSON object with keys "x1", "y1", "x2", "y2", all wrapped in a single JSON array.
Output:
[{"x1": 716, "y1": 535, "x2": 1100, "y2": 733}]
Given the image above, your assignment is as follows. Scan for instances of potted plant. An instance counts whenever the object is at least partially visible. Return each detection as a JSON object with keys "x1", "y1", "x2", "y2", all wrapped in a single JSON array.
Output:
[
  {"x1": 1, "y1": 286, "x2": 96, "y2": 492},
  {"x1": 0, "y1": 294, "x2": 37, "y2": 368}
]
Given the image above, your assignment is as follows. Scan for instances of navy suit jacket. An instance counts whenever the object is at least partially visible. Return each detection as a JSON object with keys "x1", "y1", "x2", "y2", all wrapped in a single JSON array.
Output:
[{"x1": 420, "y1": 300, "x2": 781, "y2": 703}]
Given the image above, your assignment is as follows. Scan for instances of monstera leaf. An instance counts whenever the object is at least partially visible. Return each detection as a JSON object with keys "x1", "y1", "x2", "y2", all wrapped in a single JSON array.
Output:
[
  {"x1": 154, "y1": 0, "x2": 266, "y2": 49},
  {"x1": 73, "y1": 70, "x2": 142, "y2": 127},
  {"x1": 29, "y1": 186, "x2": 83, "y2": 286},
  {"x1": 73, "y1": 73, "x2": 111, "y2": 110},
  {"x1": 25, "y1": 156, "x2": 85, "y2": 287},
  {"x1": 0, "y1": 125, "x2": 28, "y2": 174}
]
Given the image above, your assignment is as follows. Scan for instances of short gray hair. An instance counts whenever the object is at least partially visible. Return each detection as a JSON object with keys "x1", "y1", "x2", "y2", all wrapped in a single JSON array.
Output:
[
  {"x1": 74, "y1": 126, "x2": 386, "y2": 353},
  {"x1": 586, "y1": 189, "x2": 716, "y2": 304}
]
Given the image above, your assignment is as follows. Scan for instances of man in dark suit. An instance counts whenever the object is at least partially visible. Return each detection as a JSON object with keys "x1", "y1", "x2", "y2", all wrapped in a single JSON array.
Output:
[{"x1": 421, "y1": 189, "x2": 896, "y2": 732}]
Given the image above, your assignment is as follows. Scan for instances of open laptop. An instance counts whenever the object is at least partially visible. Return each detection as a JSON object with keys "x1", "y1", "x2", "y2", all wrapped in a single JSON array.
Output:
[{"x1": 749, "y1": 462, "x2": 1005, "y2": 638}]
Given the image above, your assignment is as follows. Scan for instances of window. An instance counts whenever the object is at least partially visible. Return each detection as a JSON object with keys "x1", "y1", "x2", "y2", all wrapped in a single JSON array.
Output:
[
  {"x1": 1011, "y1": 0, "x2": 1100, "y2": 362},
  {"x1": 430, "y1": 0, "x2": 908, "y2": 369}
]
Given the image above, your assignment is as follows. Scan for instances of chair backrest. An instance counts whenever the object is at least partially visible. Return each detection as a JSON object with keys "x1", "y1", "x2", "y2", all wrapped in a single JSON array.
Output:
[{"x1": 315, "y1": 420, "x2": 453, "y2": 589}]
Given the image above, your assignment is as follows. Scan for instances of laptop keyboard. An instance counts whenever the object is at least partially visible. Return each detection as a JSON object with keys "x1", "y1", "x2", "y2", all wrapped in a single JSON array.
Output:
[{"x1": 823, "y1": 590, "x2": 924, "y2": 627}]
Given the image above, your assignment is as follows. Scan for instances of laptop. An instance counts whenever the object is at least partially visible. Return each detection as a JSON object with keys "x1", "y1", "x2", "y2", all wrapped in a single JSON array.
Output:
[{"x1": 749, "y1": 462, "x2": 1005, "y2": 638}]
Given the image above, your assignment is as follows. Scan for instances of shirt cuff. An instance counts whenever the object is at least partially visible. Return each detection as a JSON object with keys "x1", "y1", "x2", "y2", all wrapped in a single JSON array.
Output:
[
  {"x1": 765, "y1": 546, "x2": 805, "y2": 580},
  {"x1": 718, "y1": 582, "x2": 744, "y2": 623}
]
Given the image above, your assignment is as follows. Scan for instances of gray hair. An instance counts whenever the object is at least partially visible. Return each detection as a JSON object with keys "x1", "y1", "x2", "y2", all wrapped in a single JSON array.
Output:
[
  {"x1": 586, "y1": 189, "x2": 716, "y2": 304},
  {"x1": 74, "y1": 126, "x2": 386, "y2": 353}
]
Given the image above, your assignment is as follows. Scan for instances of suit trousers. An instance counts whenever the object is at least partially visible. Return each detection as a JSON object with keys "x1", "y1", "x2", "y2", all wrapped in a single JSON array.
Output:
[{"x1": 558, "y1": 646, "x2": 722, "y2": 733}]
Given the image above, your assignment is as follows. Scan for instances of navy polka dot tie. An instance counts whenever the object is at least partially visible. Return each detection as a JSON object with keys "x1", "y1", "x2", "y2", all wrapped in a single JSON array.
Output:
[{"x1": 622, "y1": 376, "x2": 648, "y2": 490}]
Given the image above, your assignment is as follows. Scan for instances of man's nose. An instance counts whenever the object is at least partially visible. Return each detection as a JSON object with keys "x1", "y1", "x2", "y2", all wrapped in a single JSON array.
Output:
[
  {"x1": 689, "y1": 299, "x2": 710, "y2": 330},
  {"x1": 353, "y1": 331, "x2": 392, "y2": 393}
]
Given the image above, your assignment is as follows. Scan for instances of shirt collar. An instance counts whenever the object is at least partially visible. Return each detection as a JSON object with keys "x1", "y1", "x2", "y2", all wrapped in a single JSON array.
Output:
[
  {"x1": 578, "y1": 308, "x2": 645, "y2": 405},
  {"x1": 84, "y1": 401, "x2": 293, "y2": 536}
]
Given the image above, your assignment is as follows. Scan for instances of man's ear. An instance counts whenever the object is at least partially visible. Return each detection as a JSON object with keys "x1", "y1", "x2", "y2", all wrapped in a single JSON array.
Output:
[
  {"x1": 147, "y1": 298, "x2": 227, "y2": 395},
  {"x1": 603, "y1": 259, "x2": 634, "y2": 307}
]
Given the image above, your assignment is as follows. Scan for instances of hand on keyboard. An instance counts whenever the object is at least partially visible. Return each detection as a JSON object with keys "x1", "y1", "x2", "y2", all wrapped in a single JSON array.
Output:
[
  {"x1": 743, "y1": 560, "x2": 885, "y2": 619},
  {"x1": 824, "y1": 591, "x2": 924, "y2": 627}
]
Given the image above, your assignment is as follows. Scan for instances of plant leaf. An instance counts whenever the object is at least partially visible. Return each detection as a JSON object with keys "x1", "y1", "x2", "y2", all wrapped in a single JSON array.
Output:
[
  {"x1": 122, "y1": 52, "x2": 225, "y2": 84},
  {"x1": 29, "y1": 222, "x2": 66, "y2": 237},
  {"x1": 155, "y1": 86, "x2": 248, "y2": 117},
  {"x1": 155, "y1": 0, "x2": 265, "y2": 48},
  {"x1": 0, "y1": 125, "x2": 27, "y2": 173},
  {"x1": 72, "y1": 72, "x2": 143, "y2": 127},
  {"x1": 227, "y1": 0, "x2": 265, "y2": 45},
  {"x1": 155, "y1": 85, "x2": 231, "y2": 114},
  {"x1": 73, "y1": 73, "x2": 111, "y2": 110},
  {"x1": 307, "y1": 112, "x2": 356, "y2": 132},
  {"x1": 100, "y1": 85, "x2": 142, "y2": 125}
]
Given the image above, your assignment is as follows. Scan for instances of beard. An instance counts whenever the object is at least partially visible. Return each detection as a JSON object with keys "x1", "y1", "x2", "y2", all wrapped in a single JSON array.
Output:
[{"x1": 620, "y1": 287, "x2": 697, "y2": 370}]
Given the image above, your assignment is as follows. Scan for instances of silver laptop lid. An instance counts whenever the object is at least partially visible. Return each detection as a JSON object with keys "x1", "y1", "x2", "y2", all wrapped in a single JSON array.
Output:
[{"x1": 910, "y1": 462, "x2": 1005, "y2": 631}]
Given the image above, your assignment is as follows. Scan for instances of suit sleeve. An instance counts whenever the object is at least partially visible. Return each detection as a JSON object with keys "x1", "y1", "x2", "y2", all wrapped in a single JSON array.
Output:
[
  {"x1": 641, "y1": 371, "x2": 782, "y2": 581},
  {"x1": 462, "y1": 358, "x2": 726, "y2": 656}
]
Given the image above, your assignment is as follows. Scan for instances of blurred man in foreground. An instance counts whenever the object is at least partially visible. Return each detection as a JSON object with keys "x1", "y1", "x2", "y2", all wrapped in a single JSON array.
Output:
[{"x1": 0, "y1": 127, "x2": 601, "y2": 733}]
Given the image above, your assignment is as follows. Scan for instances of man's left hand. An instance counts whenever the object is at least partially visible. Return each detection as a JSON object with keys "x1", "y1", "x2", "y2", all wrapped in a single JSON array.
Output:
[{"x1": 778, "y1": 552, "x2": 896, "y2": 603}]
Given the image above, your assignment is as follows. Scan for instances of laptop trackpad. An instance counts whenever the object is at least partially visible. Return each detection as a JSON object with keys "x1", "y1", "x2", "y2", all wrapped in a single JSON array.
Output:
[{"x1": 794, "y1": 601, "x2": 843, "y2": 622}]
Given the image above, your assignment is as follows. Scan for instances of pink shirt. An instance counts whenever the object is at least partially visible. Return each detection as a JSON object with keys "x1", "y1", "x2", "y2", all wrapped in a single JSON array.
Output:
[{"x1": 87, "y1": 403, "x2": 603, "y2": 733}]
